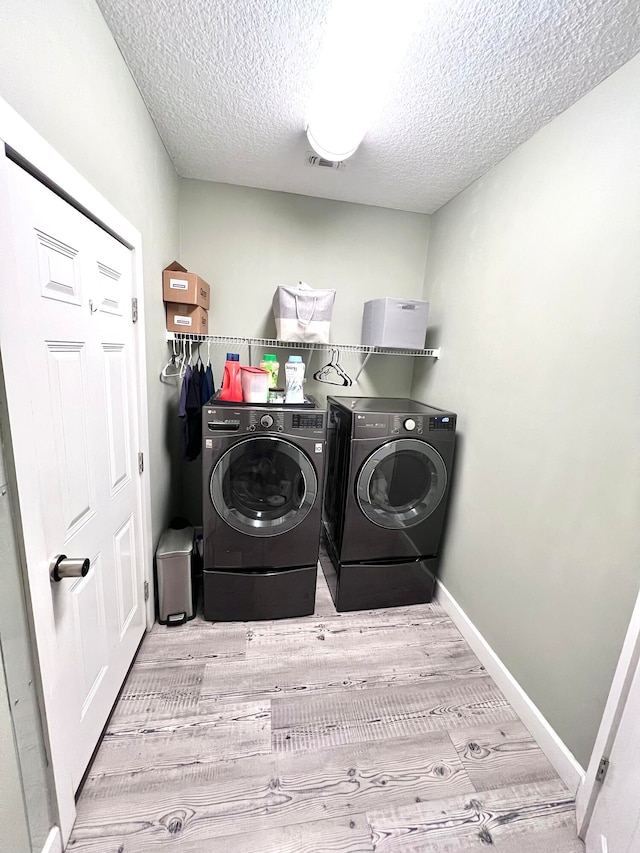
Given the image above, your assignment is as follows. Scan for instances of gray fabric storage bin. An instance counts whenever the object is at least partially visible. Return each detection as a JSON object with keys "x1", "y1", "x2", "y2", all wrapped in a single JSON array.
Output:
[
  {"x1": 156, "y1": 527, "x2": 195, "y2": 626},
  {"x1": 361, "y1": 298, "x2": 429, "y2": 350}
]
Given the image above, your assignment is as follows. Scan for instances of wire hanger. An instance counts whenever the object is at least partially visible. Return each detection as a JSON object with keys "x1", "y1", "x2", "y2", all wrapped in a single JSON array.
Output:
[{"x1": 313, "y1": 347, "x2": 353, "y2": 386}]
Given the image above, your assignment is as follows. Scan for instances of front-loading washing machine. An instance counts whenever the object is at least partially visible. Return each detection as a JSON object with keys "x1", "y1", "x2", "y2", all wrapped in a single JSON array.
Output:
[
  {"x1": 322, "y1": 396, "x2": 456, "y2": 611},
  {"x1": 202, "y1": 402, "x2": 326, "y2": 621}
]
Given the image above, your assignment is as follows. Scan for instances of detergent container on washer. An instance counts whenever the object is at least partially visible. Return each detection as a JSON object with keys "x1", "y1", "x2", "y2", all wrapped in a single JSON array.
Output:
[{"x1": 285, "y1": 355, "x2": 305, "y2": 404}]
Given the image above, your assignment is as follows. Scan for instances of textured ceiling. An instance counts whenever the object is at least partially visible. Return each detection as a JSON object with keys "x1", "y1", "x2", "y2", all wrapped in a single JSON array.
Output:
[{"x1": 95, "y1": 0, "x2": 640, "y2": 213}]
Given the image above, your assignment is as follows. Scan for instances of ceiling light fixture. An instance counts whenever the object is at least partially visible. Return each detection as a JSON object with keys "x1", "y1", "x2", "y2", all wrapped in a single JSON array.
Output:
[{"x1": 306, "y1": 0, "x2": 425, "y2": 162}]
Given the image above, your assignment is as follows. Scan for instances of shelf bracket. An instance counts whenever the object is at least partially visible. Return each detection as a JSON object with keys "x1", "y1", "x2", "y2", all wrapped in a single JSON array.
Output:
[{"x1": 353, "y1": 351, "x2": 373, "y2": 383}]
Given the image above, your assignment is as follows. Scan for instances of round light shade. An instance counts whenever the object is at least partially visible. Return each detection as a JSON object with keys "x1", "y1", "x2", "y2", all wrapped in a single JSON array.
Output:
[{"x1": 306, "y1": 123, "x2": 363, "y2": 162}]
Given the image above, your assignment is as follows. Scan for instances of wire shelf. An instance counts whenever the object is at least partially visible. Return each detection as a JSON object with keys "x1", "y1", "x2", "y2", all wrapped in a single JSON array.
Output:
[{"x1": 166, "y1": 332, "x2": 440, "y2": 359}]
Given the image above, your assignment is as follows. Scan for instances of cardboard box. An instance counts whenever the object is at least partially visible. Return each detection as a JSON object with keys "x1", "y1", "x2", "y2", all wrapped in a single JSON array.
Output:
[
  {"x1": 166, "y1": 303, "x2": 209, "y2": 334},
  {"x1": 361, "y1": 298, "x2": 429, "y2": 349},
  {"x1": 163, "y1": 261, "x2": 210, "y2": 310}
]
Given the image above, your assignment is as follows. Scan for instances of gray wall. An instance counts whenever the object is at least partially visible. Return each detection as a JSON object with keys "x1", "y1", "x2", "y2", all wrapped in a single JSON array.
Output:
[
  {"x1": 0, "y1": 0, "x2": 181, "y2": 543},
  {"x1": 179, "y1": 179, "x2": 431, "y2": 521},
  {"x1": 412, "y1": 53, "x2": 640, "y2": 768},
  {"x1": 0, "y1": 0, "x2": 181, "y2": 841}
]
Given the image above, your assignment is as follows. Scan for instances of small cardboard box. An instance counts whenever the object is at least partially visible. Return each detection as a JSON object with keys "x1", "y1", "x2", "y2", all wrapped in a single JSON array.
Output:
[
  {"x1": 163, "y1": 261, "x2": 210, "y2": 310},
  {"x1": 361, "y1": 298, "x2": 429, "y2": 350},
  {"x1": 166, "y1": 303, "x2": 209, "y2": 334}
]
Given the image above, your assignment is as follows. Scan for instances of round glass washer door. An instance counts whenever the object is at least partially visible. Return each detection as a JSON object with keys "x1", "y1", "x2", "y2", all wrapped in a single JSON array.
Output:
[
  {"x1": 356, "y1": 438, "x2": 447, "y2": 529},
  {"x1": 210, "y1": 436, "x2": 318, "y2": 537}
]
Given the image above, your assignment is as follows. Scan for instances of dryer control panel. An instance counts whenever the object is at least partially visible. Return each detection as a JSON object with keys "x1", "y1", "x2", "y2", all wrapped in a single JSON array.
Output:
[{"x1": 391, "y1": 414, "x2": 425, "y2": 435}]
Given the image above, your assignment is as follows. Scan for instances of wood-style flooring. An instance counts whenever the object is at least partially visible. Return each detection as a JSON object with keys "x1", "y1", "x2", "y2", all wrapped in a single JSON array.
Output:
[{"x1": 67, "y1": 564, "x2": 584, "y2": 852}]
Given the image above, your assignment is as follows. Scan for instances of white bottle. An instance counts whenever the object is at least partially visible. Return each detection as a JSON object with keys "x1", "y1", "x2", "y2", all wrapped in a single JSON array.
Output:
[{"x1": 285, "y1": 355, "x2": 305, "y2": 404}]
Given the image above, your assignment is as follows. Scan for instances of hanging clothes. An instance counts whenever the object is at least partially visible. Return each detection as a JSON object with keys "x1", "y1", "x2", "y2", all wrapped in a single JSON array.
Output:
[
  {"x1": 203, "y1": 362, "x2": 215, "y2": 404},
  {"x1": 197, "y1": 362, "x2": 207, "y2": 405},
  {"x1": 179, "y1": 363, "x2": 203, "y2": 461}
]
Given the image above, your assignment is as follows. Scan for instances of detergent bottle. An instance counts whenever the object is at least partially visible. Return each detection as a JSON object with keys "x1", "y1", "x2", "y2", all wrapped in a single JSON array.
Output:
[
  {"x1": 284, "y1": 355, "x2": 305, "y2": 404},
  {"x1": 259, "y1": 354, "x2": 280, "y2": 389},
  {"x1": 218, "y1": 353, "x2": 242, "y2": 401}
]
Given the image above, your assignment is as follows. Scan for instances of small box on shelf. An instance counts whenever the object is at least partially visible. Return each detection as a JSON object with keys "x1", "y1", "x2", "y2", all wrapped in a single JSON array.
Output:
[
  {"x1": 166, "y1": 303, "x2": 209, "y2": 334},
  {"x1": 163, "y1": 261, "x2": 210, "y2": 309}
]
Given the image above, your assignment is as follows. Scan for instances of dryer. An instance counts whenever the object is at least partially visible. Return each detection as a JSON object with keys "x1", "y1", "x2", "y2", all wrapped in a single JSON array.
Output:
[
  {"x1": 202, "y1": 403, "x2": 326, "y2": 621},
  {"x1": 322, "y1": 396, "x2": 456, "y2": 611}
]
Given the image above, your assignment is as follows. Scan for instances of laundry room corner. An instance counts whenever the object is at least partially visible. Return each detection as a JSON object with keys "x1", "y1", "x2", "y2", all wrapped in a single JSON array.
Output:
[{"x1": 175, "y1": 178, "x2": 432, "y2": 525}]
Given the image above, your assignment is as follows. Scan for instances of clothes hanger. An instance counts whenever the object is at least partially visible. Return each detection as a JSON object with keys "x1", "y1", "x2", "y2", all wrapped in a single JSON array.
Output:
[
  {"x1": 179, "y1": 337, "x2": 190, "y2": 378},
  {"x1": 195, "y1": 341, "x2": 204, "y2": 370},
  {"x1": 313, "y1": 347, "x2": 353, "y2": 386},
  {"x1": 160, "y1": 338, "x2": 182, "y2": 381}
]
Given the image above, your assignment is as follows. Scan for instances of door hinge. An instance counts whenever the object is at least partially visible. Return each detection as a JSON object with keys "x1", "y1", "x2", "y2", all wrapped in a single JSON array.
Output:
[
  {"x1": 144, "y1": 581, "x2": 149, "y2": 602},
  {"x1": 596, "y1": 757, "x2": 610, "y2": 783},
  {"x1": 131, "y1": 297, "x2": 138, "y2": 323},
  {"x1": 138, "y1": 452, "x2": 144, "y2": 474}
]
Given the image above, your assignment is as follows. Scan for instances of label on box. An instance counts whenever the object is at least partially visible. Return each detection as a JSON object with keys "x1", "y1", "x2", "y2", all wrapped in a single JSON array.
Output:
[
  {"x1": 169, "y1": 278, "x2": 189, "y2": 290},
  {"x1": 174, "y1": 316, "x2": 193, "y2": 326}
]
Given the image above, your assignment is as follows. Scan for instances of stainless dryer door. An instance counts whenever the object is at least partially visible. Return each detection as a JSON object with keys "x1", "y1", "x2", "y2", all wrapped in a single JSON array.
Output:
[
  {"x1": 210, "y1": 436, "x2": 318, "y2": 537},
  {"x1": 356, "y1": 438, "x2": 447, "y2": 529}
]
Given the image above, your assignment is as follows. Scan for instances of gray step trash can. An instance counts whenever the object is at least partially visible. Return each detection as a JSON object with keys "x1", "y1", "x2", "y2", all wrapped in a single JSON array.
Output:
[{"x1": 156, "y1": 526, "x2": 195, "y2": 626}]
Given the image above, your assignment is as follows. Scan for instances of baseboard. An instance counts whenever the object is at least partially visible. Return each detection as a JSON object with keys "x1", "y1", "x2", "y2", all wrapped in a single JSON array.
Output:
[
  {"x1": 41, "y1": 826, "x2": 63, "y2": 853},
  {"x1": 436, "y1": 579, "x2": 585, "y2": 795}
]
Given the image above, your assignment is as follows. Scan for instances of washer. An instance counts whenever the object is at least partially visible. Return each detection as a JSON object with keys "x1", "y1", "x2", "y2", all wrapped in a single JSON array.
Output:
[
  {"x1": 322, "y1": 396, "x2": 456, "y2": 611},
  {"x1": 202, "y1": 402, "x2": 326, "y2": 621}
]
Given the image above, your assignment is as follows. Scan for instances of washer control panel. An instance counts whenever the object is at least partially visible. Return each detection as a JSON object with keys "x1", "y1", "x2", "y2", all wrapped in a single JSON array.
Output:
[
  {"x1": 205, "y1": 407, "x2": 325, "y2": 437},
  {"x1": 292, "y1": 413, "x2": 325, "y2": 431},
  {"x1": 249, "y1": 410, "x2": 285, "y2": 432}
]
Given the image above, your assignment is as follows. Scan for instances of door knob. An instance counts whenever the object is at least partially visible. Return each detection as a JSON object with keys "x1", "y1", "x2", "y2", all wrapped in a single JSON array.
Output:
[{"x1": 50, "y1": 554, "x2": 90, "y2": 582}]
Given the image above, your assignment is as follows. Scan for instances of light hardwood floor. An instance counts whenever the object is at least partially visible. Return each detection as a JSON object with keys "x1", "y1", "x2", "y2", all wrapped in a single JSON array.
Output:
[{"x1": 67, "y1": 563, "x2": 584, "y2": 852}]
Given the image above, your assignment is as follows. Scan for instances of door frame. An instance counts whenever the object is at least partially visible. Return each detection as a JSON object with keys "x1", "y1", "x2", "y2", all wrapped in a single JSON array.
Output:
[
  {"x1": 0, "y1": 96, "x2": 154, "y2": 844},
  {"x1": 576, "y1": 584, "x2": 640, "y2": 837}
]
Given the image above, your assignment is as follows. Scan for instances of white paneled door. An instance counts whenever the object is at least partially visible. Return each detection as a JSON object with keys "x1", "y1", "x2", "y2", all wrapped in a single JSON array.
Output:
[
  {"x1": 0, "y1": 160, "x2": 146, "y2": 829},
  {"x1": 584, "y1": 653, "x2": 640, "y2": 852}
]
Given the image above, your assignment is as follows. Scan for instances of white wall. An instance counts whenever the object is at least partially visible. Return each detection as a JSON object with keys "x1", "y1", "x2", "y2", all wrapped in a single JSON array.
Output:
[
  {"x1": 179, "y1": 179, "x2": 431, "y2": 521},
  {"x1": 0, "y1": 0, "x2": 181, "y2": 543},
  {"x1": 412, "y1": 53, "x2": 640, "y2": 768}
]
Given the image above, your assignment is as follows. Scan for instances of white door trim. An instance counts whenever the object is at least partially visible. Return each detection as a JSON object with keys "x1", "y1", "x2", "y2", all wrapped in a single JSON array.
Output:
[
  {"x1": 0, "y1": 96, "x2": 154, "y2": 840},
  {"x1": 436, "y1": 579, "x2": 585, "y2": 795},
  {"x1": 575, "y1": 587, "x2": 640, "y2": 837},
  {"x1": 40, "y1": 826, "x2": 63, "y2": 853}
]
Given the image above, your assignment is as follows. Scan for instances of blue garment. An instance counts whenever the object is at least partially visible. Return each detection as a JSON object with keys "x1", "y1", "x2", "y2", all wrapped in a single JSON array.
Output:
[
  {"x1": 203, "y1": 364, "x2": 215, "y2": 404},
  {"x1": 179, "y1": 365, "x2": 202, "y2": 461}
]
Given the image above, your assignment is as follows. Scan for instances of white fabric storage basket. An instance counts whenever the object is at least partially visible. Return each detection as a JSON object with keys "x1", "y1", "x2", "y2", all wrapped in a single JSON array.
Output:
[{"x1": 273, "y1": 281, "x2": 336, "y2": 343}]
